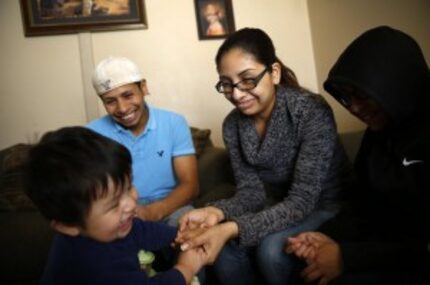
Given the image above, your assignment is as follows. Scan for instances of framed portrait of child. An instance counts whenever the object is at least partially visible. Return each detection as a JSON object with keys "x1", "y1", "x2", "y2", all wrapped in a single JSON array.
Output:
[{"x1": 194, "y1": 0, "x2": 236, "y2": 40}]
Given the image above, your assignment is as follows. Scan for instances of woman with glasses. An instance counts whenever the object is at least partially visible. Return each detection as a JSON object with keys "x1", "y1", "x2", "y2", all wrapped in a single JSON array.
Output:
[{"x1": 177, "y1": 28, "x2": 349, "y2": 285}]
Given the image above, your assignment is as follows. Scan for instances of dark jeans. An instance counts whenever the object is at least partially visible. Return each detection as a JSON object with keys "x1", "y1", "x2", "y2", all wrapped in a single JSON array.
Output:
[{"x1": 212, "y1": 210, "x2": 337, "y2": 285}]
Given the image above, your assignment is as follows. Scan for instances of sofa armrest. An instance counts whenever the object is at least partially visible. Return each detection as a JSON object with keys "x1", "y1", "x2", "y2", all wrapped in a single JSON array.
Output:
[
  {"x1": 0, "y1": 210, "x2": 53, "y2": 284},
  {"x1": 194, "y1": 146, "x2": 235, "y2": 207}
]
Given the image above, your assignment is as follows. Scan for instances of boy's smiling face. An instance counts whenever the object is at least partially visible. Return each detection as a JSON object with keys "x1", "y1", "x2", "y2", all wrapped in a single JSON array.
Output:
[{"x1": 79, "y1": 177, "x2": 138, "y2": 242}]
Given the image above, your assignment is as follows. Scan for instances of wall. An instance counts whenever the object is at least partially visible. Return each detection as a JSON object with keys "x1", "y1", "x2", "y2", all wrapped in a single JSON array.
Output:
[
  {"x1": 3, "y1": 1, "x2": 428, "y2": 149},
  {"x1": 0, "y1": 0, "x2": 87, "y2": 148},
  {"x1": 307, "y1": 0, "x2": 430, "y2": 133},
  {"x1": 0, "y1": 0, "x2": 316, "y2": 149}
]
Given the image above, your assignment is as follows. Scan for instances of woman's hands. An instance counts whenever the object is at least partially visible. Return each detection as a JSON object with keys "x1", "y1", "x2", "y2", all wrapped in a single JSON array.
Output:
[
  {"x1": 286, "y1": 232, "x2": 343, "y2": 285},
  {"x1": 178, "y1": 206, "x2": 225, "y2": 232},
  {"x1": 176, "y1": 207, "x2": 238, "y2": 264},
  {"x1": 180, "y1": 222, "x2": 238, "y2": 263}
]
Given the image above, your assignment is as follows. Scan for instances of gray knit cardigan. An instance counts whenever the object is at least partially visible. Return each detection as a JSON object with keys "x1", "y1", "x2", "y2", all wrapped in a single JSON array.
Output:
[{"x1": 212, "y1": 86, "x2": 348, "y2": 246}]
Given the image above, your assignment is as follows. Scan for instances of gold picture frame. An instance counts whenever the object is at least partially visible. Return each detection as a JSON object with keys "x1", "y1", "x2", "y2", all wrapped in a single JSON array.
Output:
[
  {"x1": 194, "y1": 0, "x2": 235, "y2": 40},
  {"x1": 20, "y1": 0, "x2": 147, "y2": 37}
]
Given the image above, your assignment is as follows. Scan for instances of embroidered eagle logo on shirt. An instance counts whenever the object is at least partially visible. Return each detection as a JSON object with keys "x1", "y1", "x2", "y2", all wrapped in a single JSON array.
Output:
[{"x1": 157, "y1": 150, "x2": 164, "y2": 157}]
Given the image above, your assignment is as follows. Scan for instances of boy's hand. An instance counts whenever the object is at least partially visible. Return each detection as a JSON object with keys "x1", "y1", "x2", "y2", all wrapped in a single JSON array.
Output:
[{"x1": 175, "y1": 246, "x2": 209, "y2": 284}]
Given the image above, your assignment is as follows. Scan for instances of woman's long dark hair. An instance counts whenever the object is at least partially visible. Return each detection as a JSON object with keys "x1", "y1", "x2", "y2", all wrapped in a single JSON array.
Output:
[{"x1": 215, "y1": 28, "x2": 300, "y2": 89}]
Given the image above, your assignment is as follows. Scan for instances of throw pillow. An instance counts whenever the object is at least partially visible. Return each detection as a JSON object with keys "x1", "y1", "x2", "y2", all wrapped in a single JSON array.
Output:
[
  {"x1": 190, "y1": 127, "x2": 211, "y2": 158},
  {"x1": 0, "y1": 144, "x2": 36, "y2": 212}
]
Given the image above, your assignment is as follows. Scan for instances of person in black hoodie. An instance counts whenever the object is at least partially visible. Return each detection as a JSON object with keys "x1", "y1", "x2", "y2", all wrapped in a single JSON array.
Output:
[{"x1": 286, "y1": 26, "x2": 430, "y2": 285}]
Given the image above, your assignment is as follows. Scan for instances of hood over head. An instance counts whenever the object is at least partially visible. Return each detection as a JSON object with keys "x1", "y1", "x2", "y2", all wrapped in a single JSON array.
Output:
[{"x1": 324, "y1": 26, "x2": 430, "y2": 126}]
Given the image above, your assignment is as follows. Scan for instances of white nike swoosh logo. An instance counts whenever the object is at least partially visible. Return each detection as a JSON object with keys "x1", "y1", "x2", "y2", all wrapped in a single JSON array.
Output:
[{"x1": 402, "y1": 158, "x2": 424, "y2": 166}]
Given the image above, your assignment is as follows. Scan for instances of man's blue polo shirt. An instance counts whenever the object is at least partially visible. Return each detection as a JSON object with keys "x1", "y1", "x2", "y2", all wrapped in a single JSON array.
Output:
[{"x1": 87, "y1": 105, "x2": 195, "y2": 203}]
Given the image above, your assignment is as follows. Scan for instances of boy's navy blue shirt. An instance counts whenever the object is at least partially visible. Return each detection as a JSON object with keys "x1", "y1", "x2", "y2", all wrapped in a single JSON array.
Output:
[{"x1": 41, "y1": 219, "x2": 185, "y2": 285}]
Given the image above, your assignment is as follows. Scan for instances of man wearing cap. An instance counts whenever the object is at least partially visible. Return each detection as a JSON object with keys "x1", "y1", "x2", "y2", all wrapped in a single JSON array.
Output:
[{"x1": 88, "y1": 56, "x2": 198, "y2": 226}]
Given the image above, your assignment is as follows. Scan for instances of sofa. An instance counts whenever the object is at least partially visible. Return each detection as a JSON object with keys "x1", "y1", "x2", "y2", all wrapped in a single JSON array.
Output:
[{"x1": 0, "y1": 128, "x2": 363, "y2": 284}]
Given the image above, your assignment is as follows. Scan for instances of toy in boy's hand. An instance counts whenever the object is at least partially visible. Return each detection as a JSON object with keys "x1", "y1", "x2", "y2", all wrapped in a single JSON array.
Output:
[
  {"x1": 137, "y1": 248, "x2": 202, "y2": 284},
  {"x1": 191, "y1": 276, "x2": 201, "y2": 285},
  {"x1": 138, "y1": 250, "x2": 157, "y2": 277}
]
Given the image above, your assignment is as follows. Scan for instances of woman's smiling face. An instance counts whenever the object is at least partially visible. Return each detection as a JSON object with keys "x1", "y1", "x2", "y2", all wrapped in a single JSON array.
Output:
[{"x1": 217, "y1": 48, "x2": 280, "y2": 117}]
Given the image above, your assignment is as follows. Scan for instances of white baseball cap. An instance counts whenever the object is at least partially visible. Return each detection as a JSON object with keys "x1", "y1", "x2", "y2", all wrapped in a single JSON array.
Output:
[{"x1": 92, "y1": 56, "x2": 144, "y2": 95}]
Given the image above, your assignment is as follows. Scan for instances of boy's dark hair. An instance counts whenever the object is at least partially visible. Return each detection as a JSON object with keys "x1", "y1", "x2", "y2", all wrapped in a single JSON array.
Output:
[{"x1": 24, "y1": 127, "x2": 132, "y2": 228}]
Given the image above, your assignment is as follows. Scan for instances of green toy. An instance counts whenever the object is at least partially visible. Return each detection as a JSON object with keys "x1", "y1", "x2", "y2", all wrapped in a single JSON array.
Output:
[
  {"x1": 137, "y1": 249, "x2": 201, "y2": 284},
  {"x1": 137, "y1": 250, "x2": 157, "y2": 277}
]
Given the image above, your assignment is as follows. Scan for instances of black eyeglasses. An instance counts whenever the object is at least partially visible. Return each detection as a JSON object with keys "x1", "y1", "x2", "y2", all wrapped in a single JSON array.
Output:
[
  {"x1": 328, "y1": 83, "x2": 369, "y2": 108},
  {"x1": 332, "y1": 93, "x2": 353, "y2": 107},
  {"x1": 215, "y1": 67, "x2": 269, "y2": 95}
]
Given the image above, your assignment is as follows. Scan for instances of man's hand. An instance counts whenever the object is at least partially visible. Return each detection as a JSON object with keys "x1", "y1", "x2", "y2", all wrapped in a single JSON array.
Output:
[
  {"x1": 136, "y1": 203, "x2": 166, "y2": 221},
  {"x1": 286, "y1": 232, "x2": 343, "y2": 285},
  {"x1": 286, "y1": 232, "x2": 326, "y2": 261},
  {"x1": 301, "y1": 238, "x2": 343, "y2": 285},
  {"x1": 136, "y1": 155, "x2": 199, "y2": 223}
]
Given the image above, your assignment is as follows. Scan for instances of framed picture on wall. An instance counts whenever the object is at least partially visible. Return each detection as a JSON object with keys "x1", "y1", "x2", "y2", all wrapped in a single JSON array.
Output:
[
  {"x1": 194, "y1": 0, "x2": 235, "y2": 40},
  {"x1": 19, "y1": 0, "x2": 147, "y2": 37}
]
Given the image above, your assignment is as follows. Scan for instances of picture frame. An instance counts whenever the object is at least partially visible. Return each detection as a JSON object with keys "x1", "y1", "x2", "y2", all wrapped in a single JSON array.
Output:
[
  {"x1": 194, "y1": 0, "x2": 235, "y2": 40},
  {"x1": 19, "y1": 0, "x2": 147, "y2": 37}
]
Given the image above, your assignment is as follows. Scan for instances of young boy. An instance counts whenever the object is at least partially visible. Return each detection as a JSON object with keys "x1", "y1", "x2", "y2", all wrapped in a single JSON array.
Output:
[{"x1": 24, "y1": 126, "x2": 207, "y2": 285}]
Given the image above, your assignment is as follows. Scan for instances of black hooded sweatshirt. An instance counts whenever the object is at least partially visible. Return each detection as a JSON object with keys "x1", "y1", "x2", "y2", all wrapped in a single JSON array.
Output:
[{"x1": 321, "y1": 26, "x2": 430, "y2": 273}]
